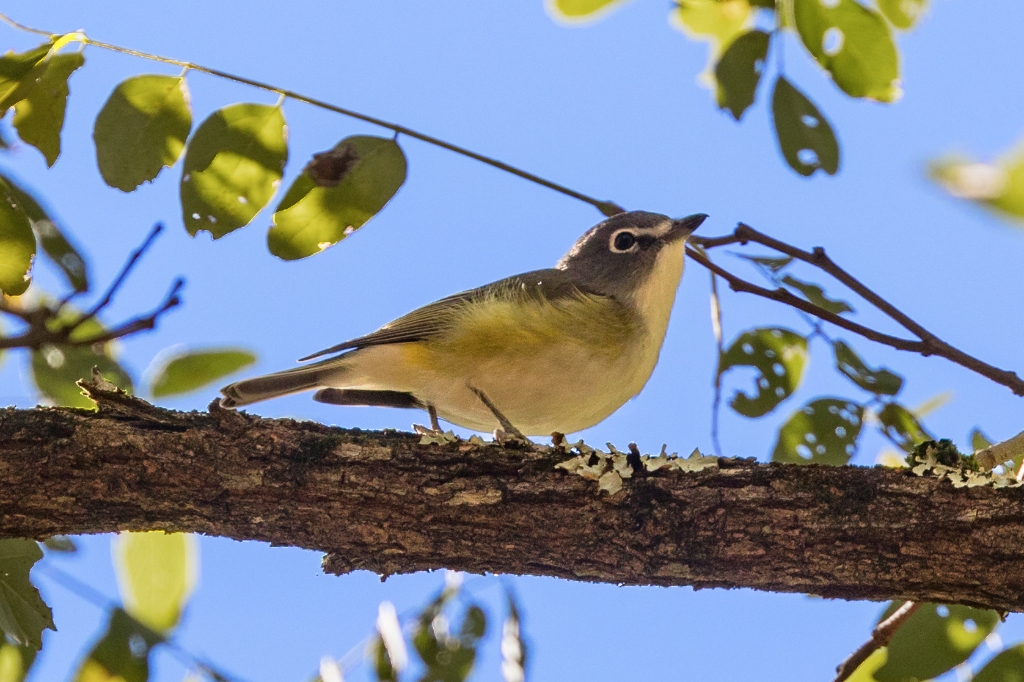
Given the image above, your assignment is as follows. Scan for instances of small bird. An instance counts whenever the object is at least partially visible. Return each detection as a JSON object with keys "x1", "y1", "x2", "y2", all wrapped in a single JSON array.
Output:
[{"x1": 220, "y1": 210, "x2": 707, "y2": 435}]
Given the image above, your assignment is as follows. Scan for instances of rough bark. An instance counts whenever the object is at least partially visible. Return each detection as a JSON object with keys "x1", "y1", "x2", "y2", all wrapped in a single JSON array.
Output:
[{"x1": 2, "y1": 382, "x2": 1024, "y2": 613}]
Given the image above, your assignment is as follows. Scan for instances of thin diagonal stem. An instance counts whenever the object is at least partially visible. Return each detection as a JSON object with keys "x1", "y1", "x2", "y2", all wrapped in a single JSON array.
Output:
[
  {"x1": 0, "y1": 13, "x2": 623, "y2": 217},
  {"x1": 689, "y1": 225, "x2": 1024, "y2": 397}
]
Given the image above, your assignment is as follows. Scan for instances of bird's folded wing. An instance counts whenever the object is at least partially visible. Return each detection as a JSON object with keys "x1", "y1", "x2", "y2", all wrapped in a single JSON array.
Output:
[{"x1": 298, "y1": 268, "x2": 596, "y2": 360}]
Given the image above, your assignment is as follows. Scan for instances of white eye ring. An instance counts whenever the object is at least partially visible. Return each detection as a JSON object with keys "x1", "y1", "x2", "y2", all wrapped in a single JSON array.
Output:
[{"x1": 610, "y1": 230, "x2": 638, "y2": 253}]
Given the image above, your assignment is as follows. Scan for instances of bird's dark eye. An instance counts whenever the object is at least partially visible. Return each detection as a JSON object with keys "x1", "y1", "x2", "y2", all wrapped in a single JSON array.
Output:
[{"x1": 613, "y1": 231, "x2": 636, "y2": 251}]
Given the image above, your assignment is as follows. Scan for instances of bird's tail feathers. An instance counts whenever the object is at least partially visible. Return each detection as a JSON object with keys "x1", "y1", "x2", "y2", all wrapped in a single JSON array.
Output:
[{"x1": 220, "y1": 357, "x2": 345, "y2": 408}]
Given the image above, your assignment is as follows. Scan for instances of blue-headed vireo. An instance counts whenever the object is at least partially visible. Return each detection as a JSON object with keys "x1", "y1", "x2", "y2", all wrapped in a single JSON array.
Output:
[{"x1": 220, "y1": 210, "x2": 707, "y2": 435}]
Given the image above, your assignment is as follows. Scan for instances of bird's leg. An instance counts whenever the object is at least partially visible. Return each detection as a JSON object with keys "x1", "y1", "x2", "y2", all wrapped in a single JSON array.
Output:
[
  {"x1": 413, "y1": 404, "x2": 445, "y2": 436},
  {"x1": 469, "y1": 386, "x2": 528, "y2": 442}
]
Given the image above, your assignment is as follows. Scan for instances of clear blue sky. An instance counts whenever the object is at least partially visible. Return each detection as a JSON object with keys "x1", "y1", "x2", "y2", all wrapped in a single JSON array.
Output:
[{"x1": 3, "y1": 1, "x2": 1024, "y2": 680}]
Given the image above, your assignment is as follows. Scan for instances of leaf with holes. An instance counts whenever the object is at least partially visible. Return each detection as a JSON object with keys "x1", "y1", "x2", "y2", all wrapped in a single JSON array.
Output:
[
  {"x1": 719, "y1": 328, "x2": 807, "y2": 417},
  {"x1": 714, "y1": 30, "x2": 770, "y2": 120},
  {"x1": 180, "y1": 103, "x2": 287, "y2": 238},
  {"x1": 0, "y1": 172, "x2": 88, "y2": 292},
  {"x1": 973, "y1": 644, "x2": 1024, "y2": 682},
  {"x1": 833, "y1": 341, "x2": 903, "y2": 396},
  {"x1": 268, "y1": 136, "x2": 406, "y2": 260},
  {"x1": 72, "y1": 609, "x2": 164, "y2": 682},
  {"x1": 0, "y1": 539, "x2": 55, "y2": 650},
  {"x1": 113, "y1": 532, "x2": 198, "y2": 632},
  {"x1": 0, "y1": 41, "x2": 53, "y2": 112},
  {"x1": 781, "y1": 275, "x2": 854, "y2": 314},
  {"x1": 771, "y1": 77, "x2": 839, "y2": 176},
  {"x1": 772, "y1": 398, "x2": 864, "y2": 465},
  {"x1": 0, "y1": 177, "x2": 35, "y2": 296},
  {"x1": 877, "y1": 402, "x2": 931, "y2": 452},
  {"x1": 547, "y1": 0, "x2": 629, "y2": 21},
  {"x1": 877, "y1": 0, "x2": 928, "y2": 30},
  {"x1": 874, "y1": 602, "x2": 998, "y2": 682},
  {"x1": 793, "y1": 0, "x2": 900, "y2": 102},
  {"x1": 148, "y1": 347, "x2": 255, "y2": 397},
  {"x1": 12, "y1": 53, "x2": 85, "y2": 166},
  {"x1": 94, "y1": 75, "x2": 193, "y2": 192},
  {"x1": 0, "y1": 636, "x2": 36, "y2": 682},
  {"x1": 929, "y1": 148, "x2": 1024, "y2": 225}
]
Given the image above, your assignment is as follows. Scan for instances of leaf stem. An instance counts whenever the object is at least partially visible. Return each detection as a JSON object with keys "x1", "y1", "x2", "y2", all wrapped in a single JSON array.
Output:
[
  {"x1": 0, "y1": 13, "x2": 624, "y2": 217},
  {"x1": 832, "y1": 601, "x2": 920, "y2": 682}
]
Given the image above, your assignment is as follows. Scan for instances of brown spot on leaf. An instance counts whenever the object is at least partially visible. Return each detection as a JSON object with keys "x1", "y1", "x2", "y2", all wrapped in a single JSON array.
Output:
[{"x1": 304, "y1": 141, "x2": 361, "y2": 187}]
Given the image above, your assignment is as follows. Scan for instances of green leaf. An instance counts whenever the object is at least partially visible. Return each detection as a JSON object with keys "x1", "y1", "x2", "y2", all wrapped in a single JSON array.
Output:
[
  {"x1": 877, "y1": 0, "x2": 927, "y2": 30},
  {"x1": 413, "y1": 601, "x2": 487, "y2": 682},
  {"x1": 0, "y1": 636, "x2": 36, "y2": 682},
  {"x1": 714, "y1": 30, "x2": 770, "y2": 120},
  {"x1": 148, "y1": 347, "x2": 256, "y2": 398},
  {"x1": 735, "y1": 253, "x2": 793, "y2": 273},
  {"x1": 180, "y1": 103, "x2": 288, "y2": 239},
  {"x1": 875, "y1": 602, "x2": 998, "y2": 682},
  {"x1": 0, "y1": 539, "x2": 55, "y2": 650},
  {"x1": 41, "y1": 536, "x2": 77, "y2": 553},
  {"x1": 970, "y1": 428, "x2": 994, "y2": 452},
  {"x1": 268, "y1": 136, "x2": 407, "y2": 260},
  {"x1": 877, "y1": 402, "x2": 932, "y2": 453},
  {"x1": 73, "y1": 609, "x2": 164, "y2": 682},
  {"x1": 94, "y1": 75, "x2": 193, "y2": 192},
  {"x1": 113, "y1": 532, "x2": 198, "y2": 632},
  {"x1": 974, "y1": 644, "x2": 1024, "y2": 682},
  {"x1": 781, "y1": 275, "x2": 854, "y2": 314},
  {"x1": 31, "y1": 315, "x2": 134, "y2": 409},
  {"x1": 833, "y1": 341, "x2": 903, "y2": 396},
  {"x1": 843, "y1": 648, "x2": 887, "y2": 682},
  {"x1": 771, "y1": 76, "x2": 840, "y2": 176},
  {"x1": 929, "y1": 148, "x2": 1024, "y2": 225},
  {"x1": 719, "y1": 328, "x2": 808, "y2": 417},
  {"x1": 547, "y1": 0, "x2": 628, "y2": 20},
  {"x1": 0, "y1": 41, "x2": 53, "y2": 112},
  {"x1": 793, "y1": 0, "x2": 901, "y2": 102},
  {"x1": 12, "y1": 52, "x2": 85, "y2": 166},
  {"x1": 0, "y1": 173, "x2": 88, "y2": 292},
  {"x1": 673, "y1": 0, "x2": 753, "y2": 56},
  {"x1": 772, "y1": 397, "x2": 864, "y2": 465},
  {"x1": 0, "y1": 178, "x2": 35, "y2": 296}
]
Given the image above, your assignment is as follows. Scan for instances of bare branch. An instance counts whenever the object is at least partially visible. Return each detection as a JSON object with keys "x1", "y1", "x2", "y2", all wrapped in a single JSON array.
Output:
[
  {"x1": 687, "y1": 225, "x2": 1024, "y2": 397},
  {"x1": 0, "y1": 228, "x2": 182, "y2": 352}
]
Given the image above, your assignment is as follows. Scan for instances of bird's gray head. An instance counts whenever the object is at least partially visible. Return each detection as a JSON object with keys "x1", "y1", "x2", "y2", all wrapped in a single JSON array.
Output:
[{"x1": 556, "y1": 211, "x2": 708, "y2": 300}]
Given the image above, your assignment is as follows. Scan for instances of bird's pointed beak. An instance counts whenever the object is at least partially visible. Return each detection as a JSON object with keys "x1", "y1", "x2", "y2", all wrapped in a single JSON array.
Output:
[{"x1": 666, "y1": 213, "x2": 708, "y2": 242}]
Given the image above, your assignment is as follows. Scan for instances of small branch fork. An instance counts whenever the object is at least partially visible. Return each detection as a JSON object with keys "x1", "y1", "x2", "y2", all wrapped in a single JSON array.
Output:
[
  {"x1": 0, "y1": 225, "x2": 183, "y2": 351},
  {"x1": 687, "y1": 223, "x2": 1024, "y2": 397},
  {"x1": 832, "y1": 601, "x2": 921, "y2": 682}
]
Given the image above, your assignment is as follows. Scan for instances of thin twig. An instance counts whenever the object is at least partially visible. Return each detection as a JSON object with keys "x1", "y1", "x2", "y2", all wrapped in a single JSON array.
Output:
[
  {"x1": 0, "y1": 13, "x2": 624, "y2": 218},
  {"x1": 36, "y1": 562, "x2": 250, "y2": 682},
  {"x1": 688, "y1": 225, "x2": 1024, "y2": 397},
  {"x1": 67, "y1": 223, "x2": 163, "y2": 328},
  {"x1": 0, "y1": 229, "x2": 182, "y2": 352},
  {"x1": 685, "y1": 246, "x2": 926, "y2": 351},
  {"x1": 833, "y1": 601, "x2": 921, "y2": 682}
]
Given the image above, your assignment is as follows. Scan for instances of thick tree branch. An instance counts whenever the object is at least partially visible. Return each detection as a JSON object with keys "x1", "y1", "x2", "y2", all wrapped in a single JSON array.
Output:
[{"x1": 3, "y1": 385, "x2": 1024, "y2": 612}]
